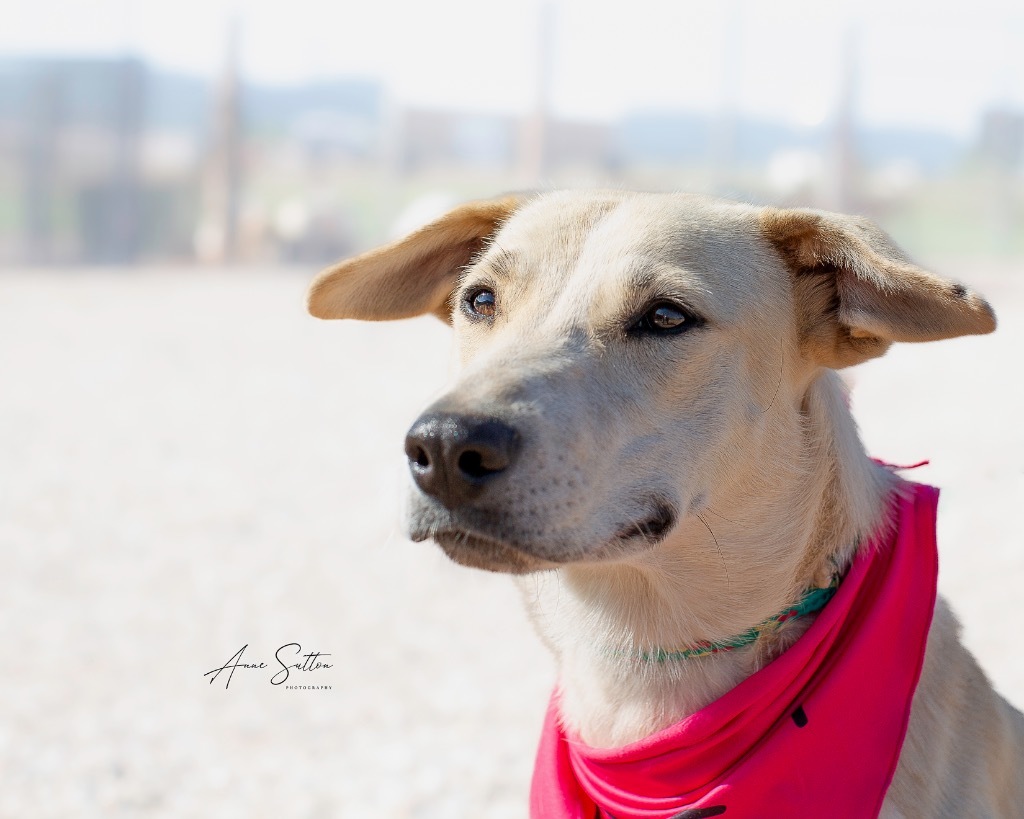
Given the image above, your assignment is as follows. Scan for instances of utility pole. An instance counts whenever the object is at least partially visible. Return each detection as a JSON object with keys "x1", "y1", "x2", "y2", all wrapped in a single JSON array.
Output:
[
  {"x1": 24, "y1": 66, "x2": 61, "y2": 264},
  {"x1": 198, "y1": 18, "x2": 242, "y2": 263},
  {"x1": 108, "y1": 57, "x2": 144, "y2": 263},
  {"x1": 520, "y1": 0, "x2": 555, "y2": 185},
  {"x1": 711, "y1": 0, "x2": 743, "y2": 195},
  {"x1": 826, "y1": 25, "x2": 859, "y2": 211}
]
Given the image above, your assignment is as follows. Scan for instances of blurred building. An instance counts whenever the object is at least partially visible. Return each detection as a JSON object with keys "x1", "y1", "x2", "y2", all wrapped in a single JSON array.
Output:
[
  {"x1": 0, "y1": 54, "x2": 1018, "y2": 266},
  {"x1": 0, "y1": 57, "x2": 152, "y2": 264},
  {"x1": 399, "y1": 109, "x2": 612, "y2": 175},
  {"x1": 401, "y1": 109, "x2": 517, "y2": 172},
  {"x1": 0, "y1": 56, "x2": 383, "y2": 266},
  {"x1": 977, "y1": 108, "x2": 1024, "y2": 170}
]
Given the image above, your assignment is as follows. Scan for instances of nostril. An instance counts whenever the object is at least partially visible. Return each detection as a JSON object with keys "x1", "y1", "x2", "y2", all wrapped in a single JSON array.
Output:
[
  {"x1": 457, "y1": 450, "x2": 488, "y2": 478},
  {"x1": 405, "y1": 412, "x2": 519, "y2": 504}
]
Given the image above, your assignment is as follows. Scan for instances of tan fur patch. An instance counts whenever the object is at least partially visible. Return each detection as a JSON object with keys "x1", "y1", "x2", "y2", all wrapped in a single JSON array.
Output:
[
  {"x1": 760, "y1": 208, "x2": 996, "y2": 369},
  {"x1": 307, "y1": 195, "x2": 521, "y2": 322}
]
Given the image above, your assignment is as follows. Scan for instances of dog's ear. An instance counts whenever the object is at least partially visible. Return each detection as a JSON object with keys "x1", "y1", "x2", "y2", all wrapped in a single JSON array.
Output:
[
  {"x1": 307, "y1": 195, "x2": 521, "y2": 323},
  {"x1": 760, "y1": 208, "x2": 996, "y2": 369}
]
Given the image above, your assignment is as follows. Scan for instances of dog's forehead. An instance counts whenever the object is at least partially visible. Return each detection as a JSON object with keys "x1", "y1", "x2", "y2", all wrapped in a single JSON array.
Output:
[{"x1": 487, "y1": 192, "x2": 781, "y2": 320}]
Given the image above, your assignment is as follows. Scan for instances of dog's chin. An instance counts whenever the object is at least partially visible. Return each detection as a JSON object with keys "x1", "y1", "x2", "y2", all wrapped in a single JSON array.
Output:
[{"x1": 430, "y1": 531, "x2": 560, "y2": 575}]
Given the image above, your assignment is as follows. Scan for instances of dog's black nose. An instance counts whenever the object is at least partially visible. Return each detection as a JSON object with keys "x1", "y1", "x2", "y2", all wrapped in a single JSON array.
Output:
[{"x1": 404, "y1": 412, "x2": 520, "y2": 508}]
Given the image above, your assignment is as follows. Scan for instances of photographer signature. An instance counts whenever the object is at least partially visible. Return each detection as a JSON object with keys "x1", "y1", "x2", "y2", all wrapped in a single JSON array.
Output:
[{"x1": 204, "y1": 643, "x2": 333, "y2": 689}]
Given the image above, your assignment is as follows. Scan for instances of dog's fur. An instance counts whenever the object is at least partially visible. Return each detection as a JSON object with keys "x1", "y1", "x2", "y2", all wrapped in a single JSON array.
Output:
[{"x1": 308, "y1": 191, "x2": 1024, "y2": 817}]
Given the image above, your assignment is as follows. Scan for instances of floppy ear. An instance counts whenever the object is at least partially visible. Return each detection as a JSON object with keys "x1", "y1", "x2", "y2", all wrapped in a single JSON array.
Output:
[
  {"x1": 307, "y1": 195, "x2": 521, "y2": 322},
  {"x1": 759, "y1": 208, "x2": 996, "y2": 369}
]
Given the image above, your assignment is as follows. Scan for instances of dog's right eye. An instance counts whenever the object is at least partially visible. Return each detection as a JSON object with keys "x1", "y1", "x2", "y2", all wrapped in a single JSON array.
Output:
[
  {"x1": 630, "y1": 301, "x2": 701, "y2": 336},
  {"x1": 465, "y1": 288, "x2": 497, "y2": 318}
]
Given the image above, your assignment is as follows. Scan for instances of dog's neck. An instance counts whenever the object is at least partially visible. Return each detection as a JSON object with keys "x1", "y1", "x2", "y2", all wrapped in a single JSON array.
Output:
[{"x1": 518, "y1": 370, "x2": 898, "y2": 747}]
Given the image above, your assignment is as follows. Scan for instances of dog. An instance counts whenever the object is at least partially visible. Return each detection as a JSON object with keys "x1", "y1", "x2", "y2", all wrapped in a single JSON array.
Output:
[{"x1": 307, "y1": 191, "x2": 1024, "y2": 817}]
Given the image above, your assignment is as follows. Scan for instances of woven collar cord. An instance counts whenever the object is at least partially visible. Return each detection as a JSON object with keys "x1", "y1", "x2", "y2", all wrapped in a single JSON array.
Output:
[{"x1": 625, "y1": 572, "x2": 842, "y2": 663}]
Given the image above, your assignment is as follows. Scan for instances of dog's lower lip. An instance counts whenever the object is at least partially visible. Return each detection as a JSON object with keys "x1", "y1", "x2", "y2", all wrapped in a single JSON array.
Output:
[
  {"x1": 433, "y1": 529, "x2": 508, "y2": 549},
  {"x1": 431, "y1": 530, "x2": 555, "y2": 574},
  {"x1": 432, "y1": 529, "x2": 537, "y2": 557}
]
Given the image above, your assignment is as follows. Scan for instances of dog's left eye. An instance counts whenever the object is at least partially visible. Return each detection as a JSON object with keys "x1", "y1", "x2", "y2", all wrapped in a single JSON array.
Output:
[
  {"x1": 632, "y1": 302, "x2": 696, "y2": 335},
  {"x1": 464, "y1": 287, "x2": 497, "y2": 318}
]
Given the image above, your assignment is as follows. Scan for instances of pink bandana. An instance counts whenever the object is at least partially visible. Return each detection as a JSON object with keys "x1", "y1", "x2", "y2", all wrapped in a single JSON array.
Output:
[{"x1": 531, "y1": 480, "x2": 938, "y2": 819}]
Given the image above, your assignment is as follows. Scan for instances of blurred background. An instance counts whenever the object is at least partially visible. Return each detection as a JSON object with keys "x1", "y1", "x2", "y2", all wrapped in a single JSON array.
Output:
[
  {"x1": 2, "y1": 1, "x2": 1022, "y2": 817},
  {"x1": 2, "y1": 0, "x2": 1023, "y2": 264}
]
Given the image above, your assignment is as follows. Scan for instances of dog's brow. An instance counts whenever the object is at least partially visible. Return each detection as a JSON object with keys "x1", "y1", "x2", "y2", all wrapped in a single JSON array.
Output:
[
  {"x1": 624, "y1": 267, "x2": 662, "y2": 293},
  {"x1": 624, "y1": 264, "x2": 693, "y2": 302},
  {"x1": 476, "y1": 248, "x2": 521, "y2": 281},
  {"x1": 618, "y1": 261, "x2": 712, "y2": 320}
]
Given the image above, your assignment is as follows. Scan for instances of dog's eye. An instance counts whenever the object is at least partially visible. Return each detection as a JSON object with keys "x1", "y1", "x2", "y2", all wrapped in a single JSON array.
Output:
[
  {"x1": 633, "y1": 302, "x2": 695, "y2": 335},
  {"x1": 466, "y1": 288, "x2": 497, "y2": 318}
]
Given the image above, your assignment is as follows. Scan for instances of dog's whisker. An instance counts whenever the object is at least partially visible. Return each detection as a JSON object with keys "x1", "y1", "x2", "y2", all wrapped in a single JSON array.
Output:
[
  {"x1": 632, "y1": 519, "x2": 656, "y2": 547},
  {"x1": 696, "y1": 512, "x2": 731, "y2": 590},
  {"x1": 761, "y1": 337, "x2": 784, "y2": 415},
  {"x1": 704, "y1": 507, "x2": 749, "y2": 528}
]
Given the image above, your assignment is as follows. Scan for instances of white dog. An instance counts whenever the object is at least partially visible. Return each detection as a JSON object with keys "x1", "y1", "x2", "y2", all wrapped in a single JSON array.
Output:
[{"x1": 309, "y1": 192, "x2": 1024, "y2": 818}]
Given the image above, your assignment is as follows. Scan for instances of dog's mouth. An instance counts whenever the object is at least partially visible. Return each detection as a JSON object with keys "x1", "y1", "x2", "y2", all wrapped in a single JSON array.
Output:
[
  {"x1": 424, "y1": 500, "x2": 677, "y2": 574},
  {"x1": 612, "y1": 502, "x2": 677, "y2": 544}
]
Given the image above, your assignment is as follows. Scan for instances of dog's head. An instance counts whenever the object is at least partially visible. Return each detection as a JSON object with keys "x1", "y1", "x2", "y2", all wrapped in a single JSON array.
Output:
[{"x1": 308, "y1": 192, "x2": 994, "y2": 576}]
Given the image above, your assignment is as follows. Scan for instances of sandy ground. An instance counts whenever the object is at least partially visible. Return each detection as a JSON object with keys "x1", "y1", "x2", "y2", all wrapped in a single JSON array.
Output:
[{"x1": 1, "y1": 263, "x2": 1021, "y2": 818}]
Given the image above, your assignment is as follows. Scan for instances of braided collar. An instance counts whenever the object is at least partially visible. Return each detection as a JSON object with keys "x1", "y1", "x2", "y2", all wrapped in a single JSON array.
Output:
[{"x1": 626, "y1": 573, "x2": 842, "y2": 663}]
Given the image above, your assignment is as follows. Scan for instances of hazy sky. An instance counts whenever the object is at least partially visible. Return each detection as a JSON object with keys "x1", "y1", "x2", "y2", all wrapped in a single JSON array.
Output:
[{"x1": 5, "y1": 0, "x2": 1023, "y2": 136}]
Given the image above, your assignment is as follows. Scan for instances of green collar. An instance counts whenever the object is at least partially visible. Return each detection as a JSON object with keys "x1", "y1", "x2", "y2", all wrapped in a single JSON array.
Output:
[{"x1": 627, "y1": 573, "x2": 842, "y2": 663}]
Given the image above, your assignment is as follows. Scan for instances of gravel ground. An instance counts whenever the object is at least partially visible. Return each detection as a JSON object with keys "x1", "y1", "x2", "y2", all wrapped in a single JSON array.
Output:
[{"x1": 1, "y1": 263, "x2": 1021, "y2": 818}]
